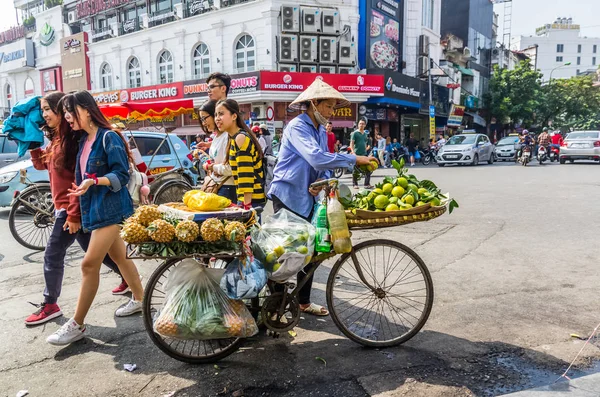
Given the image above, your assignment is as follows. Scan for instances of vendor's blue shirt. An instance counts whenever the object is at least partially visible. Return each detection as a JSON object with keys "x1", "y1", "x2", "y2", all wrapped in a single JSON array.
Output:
[{"x1": 268, "y1": 113, "x2": 356, "y2": 218}]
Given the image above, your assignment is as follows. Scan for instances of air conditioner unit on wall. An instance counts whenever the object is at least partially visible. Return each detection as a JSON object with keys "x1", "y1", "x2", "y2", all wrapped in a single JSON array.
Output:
[
  {"x1": 321, "y1": 9, "x2": 340, "y2": 35},
  {"x1": 281, "y1": 5, "x2": 300, "y2": 33},
  {"x1": 319, "y1": 37, "x2": 337, "y2": 64},
  {"x1": 278, "y1": 34, "x2": 298, "y2": 63},
  {"x1": 299, "y1": 35, "x2": 318, "y2": 63},
  {"x1": 299, "y1": 64, "x2": 317, "y2": 73},
  {"x1": 419, "y1": 35, "x2": 430, "y2": 56},
  {"x1": 301, "y1": 7, "x2": 321, "y2": 33},
  {"x1": 338, "y1": 40, "x2": 356, "y2": 65},
  {"x1": 252, "y1": 105, "x2": 267, "y2": 119},
  {"x1": 417, "y1": 56, "x2": 429, "y2": 76},
  {"x1": 338, "y1": 66, "x2": 353, "y2": 74},
  {"x1": 278, "y1": 64, "x2": 298, "y2": 72},
  {"x1": 67, "y1": 11, "x2": 76, "y2": 24},
  {"x1": 319, "y1": 65, "x2": 336, "y2": 74}
]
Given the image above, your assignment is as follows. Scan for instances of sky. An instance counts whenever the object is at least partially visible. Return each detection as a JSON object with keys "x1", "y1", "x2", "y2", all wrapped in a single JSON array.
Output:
[{"x1": 0, "y1": 0, "x2": 598, "y2": 38}]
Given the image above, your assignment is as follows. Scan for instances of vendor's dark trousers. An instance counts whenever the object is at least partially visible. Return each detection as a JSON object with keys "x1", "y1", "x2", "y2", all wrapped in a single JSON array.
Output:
[
  {"x1": 352, "y1": 170, "x2": 371, "y2": 187},
  {"x1": 43, "y1": 212, "x2": 121, "y2": 304},
  {"x1": 271, "y1": 196, "x2": 314, "y2": 305}
]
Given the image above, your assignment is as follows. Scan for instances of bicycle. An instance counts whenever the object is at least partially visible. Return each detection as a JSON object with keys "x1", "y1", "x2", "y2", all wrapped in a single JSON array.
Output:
[{"x1": 141, "y1": 179, "x2": 434, "y2": 363}]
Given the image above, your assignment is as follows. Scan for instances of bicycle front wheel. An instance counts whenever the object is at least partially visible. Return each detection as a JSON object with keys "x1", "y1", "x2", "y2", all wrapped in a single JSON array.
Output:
[
  {"x1": 326, "y1": 239, "x2": 434, "y2": 347},
  {"x1": 9, "y1": 186, "x2": 54, "y2": 251},
  {"x1": 143, "y1": 258, "x2": 242, "y2": 364},
  {"x1": 152, "y1": 180, "x2": 192, "y2": 205}
]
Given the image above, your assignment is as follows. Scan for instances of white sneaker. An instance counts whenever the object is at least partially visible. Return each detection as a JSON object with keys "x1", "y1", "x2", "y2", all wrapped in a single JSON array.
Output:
[
  {"x1": 46, "y1": 318, "x2": 86, "y2": 346},
  {"x1": 115, "y1": 299, "x2": 143, "y2": 317}
]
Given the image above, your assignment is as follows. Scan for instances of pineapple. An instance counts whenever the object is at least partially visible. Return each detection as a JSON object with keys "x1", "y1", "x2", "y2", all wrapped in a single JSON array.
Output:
[
  {"x1": 162, "y1": 212, "x2": 180, "y2": 228},
  {"x1": 200, "y1": 218, "x2": 224, "y2": 242},
  {"x1": 120, "y1": 221, "x2": 150, "y2": 244},
  {"x1": 175, "y1": 220, "x2": 200, "y2": 242},
  {"x1": 155, "y1": 315, "x2": 178, "y2": 337},
  {"x1": 135, "y1": 205, "x2": 162, "y2": 226},
  {"x1": 147, "y1": 219, "x2": 176, "y2": 243},
  {"x1": 224, "y1": 221, "x2": 247, "y2": 242}
]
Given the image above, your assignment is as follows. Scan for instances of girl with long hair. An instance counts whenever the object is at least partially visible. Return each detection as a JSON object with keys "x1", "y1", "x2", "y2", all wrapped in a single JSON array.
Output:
[
  {"x1": 25, "y1": 92, "x2": 126, "y2": 326},
  {"x1": 214, "y1": 99, "x2": 265, "y2": 209},
  {"x1": 197, "y1": 100, "x2": 237, "y2": 202},
  {"x1": 46, "y1": 91, "x2": 144, "y2": 346}
]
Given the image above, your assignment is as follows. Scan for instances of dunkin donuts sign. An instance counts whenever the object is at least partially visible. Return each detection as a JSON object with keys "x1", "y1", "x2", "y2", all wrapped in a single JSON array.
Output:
[{"x1": 183, "y1": 72, "x2": 260, "y2": 98}]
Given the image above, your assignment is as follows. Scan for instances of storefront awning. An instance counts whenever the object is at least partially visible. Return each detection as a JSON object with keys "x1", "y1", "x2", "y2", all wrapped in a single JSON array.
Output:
[
  {"x1": 466, "y1": 112, "x2": 486, "y2": 127},
  {"x1": 171, "y1": 126, "x2": 202, "y2": 135},
  {"x1": 456, "y1": 66, "x2": 475, "y2": 76},
  {"x1": 364, "y1": 96, "x2": 421, "y2": 109},
  {"x1": 331, "y1": 120, "x2": 355, "y2": 128}
]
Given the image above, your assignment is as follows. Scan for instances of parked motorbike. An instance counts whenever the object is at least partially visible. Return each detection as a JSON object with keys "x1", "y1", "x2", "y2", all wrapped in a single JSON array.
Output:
[
  {"x1": 537, "y1": 145, "x2": 548, "y2": 165},
  {"x1": 519, "y1": 145, "x2": 532, "y2": 166},
  {"x1": 333, "y1": 145, "x2": 352, "y2": 178},
  {"x1": 421, "y1": 147, "x2": 438, "y2": 166}
]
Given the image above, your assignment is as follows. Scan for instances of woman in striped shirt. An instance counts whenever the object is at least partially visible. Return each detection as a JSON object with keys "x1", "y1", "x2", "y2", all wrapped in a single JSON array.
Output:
[{"x1": 214, "y1": 99, "x2": 266, "y2": 209}]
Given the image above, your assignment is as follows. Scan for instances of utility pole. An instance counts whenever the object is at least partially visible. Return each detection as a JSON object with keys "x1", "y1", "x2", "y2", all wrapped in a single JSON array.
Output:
[{"x1": 428, "y1": 41, "x2": 435, "y2": 142}]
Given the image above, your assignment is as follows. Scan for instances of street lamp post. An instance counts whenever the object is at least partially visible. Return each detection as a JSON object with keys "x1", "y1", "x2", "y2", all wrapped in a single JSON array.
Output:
[{"x1": 549, "y1": 62, "x2": 572, "y2": 84}]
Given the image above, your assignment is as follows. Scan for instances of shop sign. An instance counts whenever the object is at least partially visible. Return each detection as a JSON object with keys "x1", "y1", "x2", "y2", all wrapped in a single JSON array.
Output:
[
  {"x1": 3, "y1": 50, "x2": 25, "y2": 62},
  {"x1": 429, "y1": 105, "x2": 436, "y2": 140},
  {"x1": 447, "y1": 104, "x2": 465, "y2": 128},
  {"x1": 359, "y1": 0, "x2": 403, "y2": 71},
  {"x1": 0, "y1": 39, "x2": 35, "y2": 71},
  {"x1": 122, "y1": 19, "x2": 137, "y2": 33},
  {"x1": 420, "y1": 83, "x2": 450, "y2": 117},
  {"x1": 183, "y1": 72, "x2": 260, "y2": 98},
  {"x1": 0, "y1": 26, "x2": 25, "y2": 46},
  {"x1": 93, "y1": 90, "x2": 121, "y2": 104},
  {"x1": 77, "y1": 0, "x2": 134, "y2": 20},
  {"x1": 60, "y1": 33, "x2": 90, "y2": 92},
  {"x1": 148, "y1": 11, "x2": 175, "y2": 23},
  {"x1": 261, "y1": 72, "x2": 383, "y2": 94},
  {"x1": 331, "y1": 107, "x2": 354, "y2": 118},
  {"x1": 63, "y1": 38, "x2": 82, "y2": 52},
  {"x1": 40, "y1": 23, "x2": 56, "y2": 47},
  {"x1": 189, "y1": 0, "x2": 206, "y2": 15},
  {"x1": 373, "y1": 69, "x2": 422, "y2": 104},
  {"x1": 121, "y1": 82, "x2": 183, "y2": 103},
  {"x1": 40, "y1": 67, "x2": 62, "y2": 95},
  {"x1": 364, "y1": 108, "x2": 387, "y2": 120},
  {"x1": 64, "y1": 68, "x2": 84, "y2": 78}
]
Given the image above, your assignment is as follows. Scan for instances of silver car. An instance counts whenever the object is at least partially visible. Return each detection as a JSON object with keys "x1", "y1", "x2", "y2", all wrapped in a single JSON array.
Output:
[
  {"x1": 436, "y1": 133, "x2": 495, "y2": 166},
  {"x1": 559, "y1": 131, "x2": 600, "y2": 164},
  {"x1": 0, "y1": 134, "x2": 31, "y2": 170},
  {"x1": 494, "y1": 136, "x2": 520, "y2": 161}
]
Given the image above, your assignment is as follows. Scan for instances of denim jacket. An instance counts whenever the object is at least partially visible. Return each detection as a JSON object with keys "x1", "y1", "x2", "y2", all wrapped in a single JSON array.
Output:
[{"x1": 75, "y1": 128, "x2": 133, "y2": 232}]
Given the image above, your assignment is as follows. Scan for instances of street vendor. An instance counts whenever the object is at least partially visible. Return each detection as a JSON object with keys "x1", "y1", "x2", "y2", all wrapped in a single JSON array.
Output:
[{"x1": 268, "y1": 79, "x2": 376, "y2": 316}]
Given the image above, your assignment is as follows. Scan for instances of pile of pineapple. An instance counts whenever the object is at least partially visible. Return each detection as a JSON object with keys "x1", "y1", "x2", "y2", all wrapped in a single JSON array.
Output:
[{"x1": 121, "y1": 205, "x2": 247, "y2": 257}]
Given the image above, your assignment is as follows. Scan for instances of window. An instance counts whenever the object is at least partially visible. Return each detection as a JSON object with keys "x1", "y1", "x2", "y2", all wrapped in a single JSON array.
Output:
[
  {"x1": 158, "y1": 50, "x2": 174, "y2": 84},
  {"x1": 557, "y1": 44, "x2": 564, "y2": 53},
  {"x1": 2, "y1": 137, "x2": 17, "y2": 153},
  {"x1": 192, "y1": 43, "x2": 210, "y2": 78},
  {"x1": 577, "y1": 56, "x2": 581, "y2": 65},
  {"x1": 24, "y1": 77, "x2": 34, "y2": 97},
  {"x1": 235, "y1": 34, "x2": 255, "y2": 73},
  {"x1": 422, "y1": 0, "x2": 434, "y2": 29},
  {"x1": 134, "y1": 137, "x2": 172, "y2": 156},
  {"x1": 556, "y1": 56, "x2": 563, "y2": 62},
  {"x1": 594, "y1": 57, "x2": 597, "y2": 66},
  {"x1": 6, "y1": 84, "x2": 11, "y2": 110},
  {"x1": 100, "y1": 62, "x2": 112, "y2": 90},
  {"x1": 578, "y1": 44, "x2": 582, "y2": 53},
  {"x1": 127, "y1": 57, "x2": 141, "y2": 88},
  {"x1": 594, "y1": 45, "x2": 597, "y2": 53}
]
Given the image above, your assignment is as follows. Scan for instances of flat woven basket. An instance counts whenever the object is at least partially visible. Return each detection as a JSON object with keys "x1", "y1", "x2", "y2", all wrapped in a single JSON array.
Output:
[{"x1": 345, "y1": 205, "x2": 447, "y2": 230}]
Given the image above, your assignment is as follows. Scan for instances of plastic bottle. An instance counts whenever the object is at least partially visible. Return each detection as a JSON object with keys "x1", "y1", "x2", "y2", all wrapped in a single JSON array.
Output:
[
  {"x1": 327, "y1": 191, "x2": 352, "y2": 254},
  {"x1": 313, "y1": 199, "x2": 331, "y2": 253}
]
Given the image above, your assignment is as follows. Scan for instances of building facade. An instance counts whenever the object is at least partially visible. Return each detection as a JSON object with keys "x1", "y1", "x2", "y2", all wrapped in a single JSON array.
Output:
[{"x1": 514, "y1": 18, "x2": 600, "y2": 80}]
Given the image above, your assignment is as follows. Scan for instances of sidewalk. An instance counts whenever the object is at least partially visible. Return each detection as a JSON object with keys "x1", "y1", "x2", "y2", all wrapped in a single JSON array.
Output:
[{"x1": 501, "y1": 373, "x2": 600, "y2": 396}]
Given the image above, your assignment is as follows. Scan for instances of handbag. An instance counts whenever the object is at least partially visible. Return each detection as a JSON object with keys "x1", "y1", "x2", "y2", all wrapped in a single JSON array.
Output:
[
  {"x1": 201, "y1": 173, "x2": 231, "y2": 194},
  {"x1": 102, "y1": 131, "x2": 146, "y2": 205}
]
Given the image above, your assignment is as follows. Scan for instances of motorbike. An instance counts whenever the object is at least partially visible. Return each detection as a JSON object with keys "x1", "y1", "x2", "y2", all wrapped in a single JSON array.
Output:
[
  {"x1": 333, "y1": 145, "x2": 352, "y2": 178},
  {"x1": 421, "y1": 147, "x2": 438, "y2": 166},
  {"x1": 549, "y1": 145, "x2": 559, "y2": 162},
  {"x1": 537, "y1": 145, "x2": 548, "y2": 165},
  {"x1": 519, "y1": 145, "x2": 532, "y2": 166}
]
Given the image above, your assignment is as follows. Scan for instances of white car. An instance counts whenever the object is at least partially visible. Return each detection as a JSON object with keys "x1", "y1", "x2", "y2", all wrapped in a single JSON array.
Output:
[
  {"x1": 494, "y1": 136, "x2": 520, "y2": 161},
  {"x1": 436, "y1": 133, "x2": 495, "y2": 166}
]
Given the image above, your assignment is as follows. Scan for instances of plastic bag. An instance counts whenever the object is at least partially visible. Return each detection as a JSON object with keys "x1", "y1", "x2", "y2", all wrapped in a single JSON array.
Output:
[
  {"x1": 251, "y1": 209, "x2": 316, "y2": 282},
  {"x1": 220, "y1": 257, "x2": 267, "y2": 300},
  {"x1": 153, "y1": 259, "x2": 258, "y2": 340},
  {"x1": 183, "y1": 190, "x2": 231, "y2": 211}
]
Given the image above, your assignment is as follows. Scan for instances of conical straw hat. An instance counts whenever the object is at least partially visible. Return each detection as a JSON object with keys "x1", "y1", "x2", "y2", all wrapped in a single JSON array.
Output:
[{"x1": 289, "y1": 78, "x2": 350, "y2": 110}]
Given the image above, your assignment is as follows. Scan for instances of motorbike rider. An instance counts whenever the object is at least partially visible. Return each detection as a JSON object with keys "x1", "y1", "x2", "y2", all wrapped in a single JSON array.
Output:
[
  {"x1": 518, "y1": 130, "x2": 535, "y2": 160},
  {"x1": 537, "y1": 127, "x2": 551, "y2": 158}
]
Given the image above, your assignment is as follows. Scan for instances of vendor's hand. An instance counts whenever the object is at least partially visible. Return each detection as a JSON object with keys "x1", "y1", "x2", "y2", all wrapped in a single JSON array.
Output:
[
  {"x1": 67, "y1": 180, "x2": 94, "y2": 197},
  {"x1": 355, "y1": 156, "x2": 378, "y2": 166},
  {"x1": 63, "y1": 220, "x2": 81, "y2": 234},
  {"x1": 309, "y1": 179, "x2": 324, "y2": 196}
]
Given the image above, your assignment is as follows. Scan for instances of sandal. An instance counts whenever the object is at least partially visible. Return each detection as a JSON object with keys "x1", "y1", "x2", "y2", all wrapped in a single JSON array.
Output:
[
  {"x1": 353, "y1": 185, "x2": 360, "y2": 189},
  {"x1": 365, "y1": 185, "x2": 375, "y2": 189},
  {"x1": 300, "y1": 303, "x2": 329, "y2": 316}
]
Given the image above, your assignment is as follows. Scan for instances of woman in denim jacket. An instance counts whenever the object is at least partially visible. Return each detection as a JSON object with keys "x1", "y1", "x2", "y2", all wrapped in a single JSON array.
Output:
[{"x1": 46, "y1": 91, "x2": 144, "y2": 346}]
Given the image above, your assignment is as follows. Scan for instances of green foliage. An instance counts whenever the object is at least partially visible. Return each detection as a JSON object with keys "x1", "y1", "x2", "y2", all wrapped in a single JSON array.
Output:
[
  {"x1": 23, "y1": 16, "x2": 36, "y2": 27},
  {"x1": 45, "y1": 0, "x2": 63, "y2": 8}
]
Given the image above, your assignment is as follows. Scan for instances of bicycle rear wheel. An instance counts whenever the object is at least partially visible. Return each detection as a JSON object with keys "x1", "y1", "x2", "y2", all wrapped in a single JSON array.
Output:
[
  {"x1": 142, "y1": 258, "x2": 242, "y2": 364},
  {"x1": 326, "y1": 239, "x2": 434, "y2": 347},
  {"x1": 9, "y1": 186, "x2": 54, "y2": 251},
  {"x1": 152, "y1": 180, "x2": 192, "y2": 205}
]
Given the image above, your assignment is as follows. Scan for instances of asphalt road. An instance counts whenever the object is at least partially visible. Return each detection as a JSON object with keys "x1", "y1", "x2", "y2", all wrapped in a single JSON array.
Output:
[{"x1": 1, "y1": 160, "x2": 600, "y2": 397}]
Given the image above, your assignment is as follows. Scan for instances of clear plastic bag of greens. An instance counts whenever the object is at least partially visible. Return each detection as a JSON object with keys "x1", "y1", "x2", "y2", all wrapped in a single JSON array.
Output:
[
  {"x1": 153, "y1": 259, "x2": 258, "y2": 340},
  {"x1": 250, "y1": 209, "x2": 315, "y2": 282}
]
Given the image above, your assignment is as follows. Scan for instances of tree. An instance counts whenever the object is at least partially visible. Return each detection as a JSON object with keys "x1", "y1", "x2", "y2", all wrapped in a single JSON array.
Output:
[{"x1": 484, "y1": 61, "x2": 543, "y2": 128}]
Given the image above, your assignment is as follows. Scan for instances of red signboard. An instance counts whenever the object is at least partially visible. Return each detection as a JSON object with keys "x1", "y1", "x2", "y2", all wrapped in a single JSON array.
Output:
[
  {"x1": 260, "y1": 72, "x2": 384, "y2": 94},
  {"x1": 40, "y1": 67, "x2": 63, "y2": 95},
  {"x1": 0, "y1": 26, "x2": 25, "y2": 45},
  {"x1": 121, "y1": 82, "x2": 184, "y2": 103}
]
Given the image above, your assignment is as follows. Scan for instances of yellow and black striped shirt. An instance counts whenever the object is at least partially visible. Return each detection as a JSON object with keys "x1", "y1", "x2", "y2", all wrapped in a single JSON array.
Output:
[{"x1": 229, "y1": 131, "x2": 266, "y2": 204}]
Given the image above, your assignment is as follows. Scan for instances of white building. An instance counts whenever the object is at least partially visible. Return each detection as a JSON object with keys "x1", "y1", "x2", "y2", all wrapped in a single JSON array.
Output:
[
  {"x1": 403, "y1": 0, "x2": 442, "y2": 77},
  {"x1": 513, "y1": 18, "x2": 600, "y2": 80}
]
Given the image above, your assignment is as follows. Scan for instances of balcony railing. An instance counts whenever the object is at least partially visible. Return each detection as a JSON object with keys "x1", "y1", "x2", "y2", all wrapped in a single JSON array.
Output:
[
  {"x1": 148, "y1": 9, "x2": 177, "y2": 28},
  {"x1": 120, "y1": 19, "x2": 141, "y2": 36},
  {"x1": 219, "y1": 0, "x2": 254, "y2": 8},
  {"x1": 90, "y1": 26, "x2": 114, "y2": 42},
  {"x1": 184, "y1": 0, "x2": 214, "y2": 17}
]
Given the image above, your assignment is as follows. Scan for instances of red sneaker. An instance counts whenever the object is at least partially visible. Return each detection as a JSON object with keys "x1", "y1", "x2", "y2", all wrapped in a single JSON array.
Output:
[
  {"x1": 25, "y1": 302, "x2": 62, "y2": 326},
  {"x1": 112, "y1": 280, "x2": 130, "y2": 295}
]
